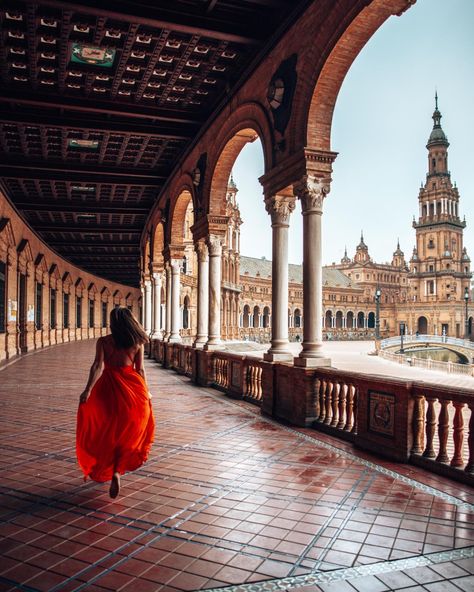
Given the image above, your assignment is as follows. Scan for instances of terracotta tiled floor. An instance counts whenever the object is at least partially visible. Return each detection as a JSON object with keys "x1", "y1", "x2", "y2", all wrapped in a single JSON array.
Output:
[{"x1": 0, "y1": 341, "x2": 473, "y2": 592}]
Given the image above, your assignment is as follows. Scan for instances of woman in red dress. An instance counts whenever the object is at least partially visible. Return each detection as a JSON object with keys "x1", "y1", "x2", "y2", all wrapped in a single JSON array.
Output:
[{"x1": 77, "y1": 307, "x2": 155, "y2": 498}]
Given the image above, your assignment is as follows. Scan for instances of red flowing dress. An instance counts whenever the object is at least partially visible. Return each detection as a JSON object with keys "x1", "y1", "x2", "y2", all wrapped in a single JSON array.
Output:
[{"x1": 76, "y1": 346, "x2": 155, "y2": 483}]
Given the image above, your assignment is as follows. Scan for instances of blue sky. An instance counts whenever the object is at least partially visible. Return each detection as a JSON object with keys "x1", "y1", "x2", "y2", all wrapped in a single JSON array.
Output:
[{"x1": 232, "y1": 0, "x2": 474, "y2": 266}]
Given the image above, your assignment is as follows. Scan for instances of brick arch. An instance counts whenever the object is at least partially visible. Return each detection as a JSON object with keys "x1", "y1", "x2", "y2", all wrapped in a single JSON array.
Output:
[
  {"x1": 142, "y1": 238, "x2": 151, "y2": 278},
  {"x1": 294, "y1": 0, "x2": 413, "y2": 152},
  {"x1": 169, "y1": 189, "x2": 194, "y2": 247},
  {"x1": 150, "y1": 222, "x2": 165, "y2": 270},
  {"x1": 206, "y1": 102, "x2": 273, "y2": 216}
]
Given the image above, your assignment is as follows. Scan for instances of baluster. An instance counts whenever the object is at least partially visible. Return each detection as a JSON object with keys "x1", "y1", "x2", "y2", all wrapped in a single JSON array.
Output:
[
  {"x1": 313, "y1": 378, "x2": 321, "y2": 419},
  {"x1": 245, "y1": 366, "x2": 250, "y2": 395},
  {"x1": 257, "y1": 367, "x2": 262, "y2": 399},
  {"x1": 465, "y1": 403, "x2": 474, "y2": 474},
  {"x1": 324, "y1": 382, "x2": 333, "y2": 425},
  {"x1": 351, "y1": 386, "x2": 358, "y2": 435},
  {"x1": 450, "y1": 402, "x2": 465, "y2": 467},
  {"x1": 317, "y1": 380, "x2": 326, "y2": 422},
  {"x1": 330, "y1": 383, "x2": 340, "y2": 427},
  {"x1": 344, "y1": 384, "x2": 354, "y2": 432},
  {"x1": 411, "y1": 394, "x2": 425, "y2": 455},
  {"x1": 436, "y1": 399, "x2": 451, "y2": 464},
  {"x1": 423, "y1": 397, "x2": 437, "y2": 458},
  {"x1": 225, "y1": 360, "x2": 230, "y2": 388},
  {"x1": 251, "y1": 366, "x2": 256, "y2": 397},
  {"x1": 337, "y1": 384, "x2": 347, "y2": 430}
]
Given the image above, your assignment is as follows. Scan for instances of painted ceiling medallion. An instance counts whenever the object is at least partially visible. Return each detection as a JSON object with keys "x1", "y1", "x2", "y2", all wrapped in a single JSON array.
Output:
[
  {"x1": 68, "y1": 139, "x2": 99, "y2": 150},
  {"x1": 70, "y1": 43, "x2": 115, "y2": 67}
]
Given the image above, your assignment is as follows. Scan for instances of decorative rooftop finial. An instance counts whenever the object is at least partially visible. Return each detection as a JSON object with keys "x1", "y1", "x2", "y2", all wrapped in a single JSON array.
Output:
[{"x1": 435, "y1": 90, "x2": 438, "y2": 110}]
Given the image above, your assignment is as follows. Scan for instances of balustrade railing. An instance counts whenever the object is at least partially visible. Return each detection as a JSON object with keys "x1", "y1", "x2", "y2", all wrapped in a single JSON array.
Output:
[
  {"x1": 410, "y1": 385, "x2": 473, "y2": 475},
  {"x1": 382, "y1": 334, "x2": 474, "y2": 350},
  {"x1": 152, "y1": 340, "x2": 474, "y2": 485},
  {"x1": 379, "y1": 349, "x2": 474, "y2": 377},
  {"x1": 244, "y1": 361, "x2": 263, "y2": 402},
  {"x1": 313, "y1": 377, "x2": 358, "y2": 437}
]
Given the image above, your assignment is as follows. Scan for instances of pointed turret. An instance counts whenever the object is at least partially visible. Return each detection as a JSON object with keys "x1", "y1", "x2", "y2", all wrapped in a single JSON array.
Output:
[
  {"x1": 340, "y1": 246, "x2": 351, "y2": 265},
  {"x1": 427, "y1": 92, "x2": 449, "y2": 151},
  {"x1": 392, "y1": 239, "x2": 405, "y2": 268},
  {"x1": 354, "y1": 231, "x2": 370, "y2": 264}
]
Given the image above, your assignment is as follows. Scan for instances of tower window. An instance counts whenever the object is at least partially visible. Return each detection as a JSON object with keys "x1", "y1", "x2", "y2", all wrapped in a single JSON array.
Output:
[
  {"x1": 428, "y1": 239, "x2": 435, "y2": 249},
  {"x1": 432, "y1": 158, "x2": 436, "y2": 170}
]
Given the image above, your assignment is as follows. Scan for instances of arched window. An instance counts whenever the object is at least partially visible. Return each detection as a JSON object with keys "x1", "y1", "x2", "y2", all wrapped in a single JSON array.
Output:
[
  {"x1": 252, "y1": 306, "x2": 260, "y2": 328},
  {"x1": 182, "y1": 296, "x2": 190, "y2": 329},
  {"x1": 242, "y1": 305, "x2": 250, "y2": 328},
  {"x1": 294, "y1": 308, "x2": 302, "y2": 328},
  {"x1": 367, "y1": 311, "x2": 375, "y2": 329},
  {"x1": 263, "y1": 306, "x2": 271, "y2": 328}
]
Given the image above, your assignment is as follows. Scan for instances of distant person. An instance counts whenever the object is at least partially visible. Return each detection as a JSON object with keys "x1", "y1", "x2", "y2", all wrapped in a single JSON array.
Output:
[
  {"x1": 76, "y1": 307, "x2": 155, "y2": 498},
  {"x1": 415, "y1": 331, "x2": 419, "y2": 338}
]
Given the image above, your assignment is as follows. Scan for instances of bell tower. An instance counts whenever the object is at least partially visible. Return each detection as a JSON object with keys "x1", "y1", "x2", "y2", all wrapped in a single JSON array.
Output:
[{"x1": 410, "y1": 95, "x2": 470, "y2": 303}]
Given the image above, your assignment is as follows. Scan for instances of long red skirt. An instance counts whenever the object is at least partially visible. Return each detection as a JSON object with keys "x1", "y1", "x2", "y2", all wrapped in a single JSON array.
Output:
[{"x1": 76, "y1": 365, "x2": 155, "y2": 482}]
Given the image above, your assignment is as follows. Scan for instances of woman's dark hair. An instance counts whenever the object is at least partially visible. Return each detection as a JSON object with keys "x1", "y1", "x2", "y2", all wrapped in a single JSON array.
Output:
[{"x1": 110, "y1": 307, "x2": 149, "y2": 349}]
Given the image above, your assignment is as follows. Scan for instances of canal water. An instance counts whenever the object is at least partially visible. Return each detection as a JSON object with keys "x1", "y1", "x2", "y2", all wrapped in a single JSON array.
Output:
[{"x1": 400, "y1": 347, "x2": 468, "y2": 364}]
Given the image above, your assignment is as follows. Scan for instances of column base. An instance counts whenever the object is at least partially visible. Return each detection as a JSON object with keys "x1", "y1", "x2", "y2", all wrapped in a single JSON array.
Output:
[
  {"x1": 193, "y1": 336, "x2": 208, "y2": 349},
  {"x1": 294, "y1": 356, "x2": 331, "y2": 368},
  {"x1": 263, "y1": 351, "x2": 293, "y2": 362},
  {"x1": 203, "y1": 341, "x2": 222, "y2": 351},
  {"x1": 168, "y1": 335, "x2": 182, "y2": 343},
  {"x1": 150, "y1": 332, "x2": 163, "y2": 340}
]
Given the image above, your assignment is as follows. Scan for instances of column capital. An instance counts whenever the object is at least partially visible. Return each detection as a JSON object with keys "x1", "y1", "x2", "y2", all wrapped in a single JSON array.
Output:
[
  {"x1": 264, "y1": 194, "x2": 296, "y2": 227},
  {"x1": 207, "y1": 234, "x2": 223, "y2": 257},
  {"x1": 152, "y1": 271, "x2": 162, "y2": 283},
  {"x1": 170, "y1": 258, "x2": 181, "y2": 272},
  {"x1": 293, "y1": 175, "x2": 331, "y2": 214},
  {"x1": 195, "y1": 239, "x2": 209, "y2": 263}
]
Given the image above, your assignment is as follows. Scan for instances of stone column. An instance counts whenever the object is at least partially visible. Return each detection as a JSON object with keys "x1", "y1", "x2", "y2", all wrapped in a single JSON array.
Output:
[
  {"x1": 164, "y1": 264, "x2": 172, "y2": 340},
  {"x1": 194, "y1": 240, "x2": 209, "y2": 348},
  {"x1": 144, "y1": 279, "x2": 152, "y2": 334},
  {"x1": 294, "y1": 177, "x2": 331, "y2": 367},
  {"x1": 151, "y1": 272, "x2": 162, "y2": 339},
  {"x1": 140, "y1": 284, "x2": 145, "y2": 326},
  {"x1": 204, "y1": 235, "x2": 222, "y2": 350},
  {"x1": 263, "y1": 194, "x2": 295, "y2": 362},
  {"x1": 169, "y1": 259, "x2": 182, "y2": 343}
]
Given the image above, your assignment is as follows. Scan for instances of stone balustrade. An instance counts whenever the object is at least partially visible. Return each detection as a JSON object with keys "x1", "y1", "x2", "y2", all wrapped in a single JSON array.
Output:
[{"x1": 152, "y1": 340, "x2": 474, "y2": 486}]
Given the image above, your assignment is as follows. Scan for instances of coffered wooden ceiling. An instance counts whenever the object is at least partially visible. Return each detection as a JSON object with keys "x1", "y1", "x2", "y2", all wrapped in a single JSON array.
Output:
[{"x1": 0, "y1": 0, "x2": 310, "y2": 286}]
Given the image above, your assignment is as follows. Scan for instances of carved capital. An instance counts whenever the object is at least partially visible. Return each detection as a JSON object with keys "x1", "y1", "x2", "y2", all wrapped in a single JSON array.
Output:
[
  {"x1": 207, "y1": 234, "x2": 223, "y2": 257},
  {"x1": 195, "y1": 239, "x2": 209, "y2": 262},
  {"x1": 152, "y1": 272, "x2": 162, "y2": 285},
  {"x1": 264, "y1": 194, "x2": 296, "y2": 226},
  {"x1": 170, "y1": 258, "x2": 181, "y2": 273},
  {"x1": 293, "y1": 176, "x2": 331, "y2": 214}
]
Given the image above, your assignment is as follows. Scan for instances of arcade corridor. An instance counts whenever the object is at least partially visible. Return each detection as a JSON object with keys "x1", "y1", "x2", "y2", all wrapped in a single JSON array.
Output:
[{"x1": 0, "y1": 341, "x2": 473, "y2": 592}]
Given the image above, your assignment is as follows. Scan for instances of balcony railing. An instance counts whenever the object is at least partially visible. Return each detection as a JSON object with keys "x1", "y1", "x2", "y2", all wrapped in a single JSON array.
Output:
[{"x1": 152, "y1": 340, "x2": 474, "y2": 485}]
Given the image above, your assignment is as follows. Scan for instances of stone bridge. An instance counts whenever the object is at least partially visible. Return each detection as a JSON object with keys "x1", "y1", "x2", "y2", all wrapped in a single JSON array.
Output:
[{"x1": 381, "y1": 334, "x2": 474, "y2": 363}]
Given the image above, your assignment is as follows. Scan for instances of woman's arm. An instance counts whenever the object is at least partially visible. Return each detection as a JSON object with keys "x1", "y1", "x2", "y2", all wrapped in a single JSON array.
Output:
[
  {"x1": 79, "y1": 339, "x2": 105, "y2": 404},
  {"x1": 134, "y1": 345, "x2": 151, "y2": 398}
]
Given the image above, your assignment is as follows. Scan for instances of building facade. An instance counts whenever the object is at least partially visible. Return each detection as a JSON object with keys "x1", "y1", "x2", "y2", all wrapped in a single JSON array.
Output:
[{"x1": 171, "y1": 99, "x2": 473, "y2": 343}]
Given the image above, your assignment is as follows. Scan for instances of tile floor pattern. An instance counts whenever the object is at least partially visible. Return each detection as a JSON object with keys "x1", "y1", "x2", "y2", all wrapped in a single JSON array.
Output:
[{"x1": 0, "y1": 341, "x2": 473, "y2": 592}]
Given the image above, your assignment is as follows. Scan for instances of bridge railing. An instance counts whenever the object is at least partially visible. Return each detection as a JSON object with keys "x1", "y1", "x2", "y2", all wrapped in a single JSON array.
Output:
[
  {"x1": 381, "y1": 334, "x2": 474, "y2": 350},
  {"x1": 378, "y1": 349, "x2": 474, "y2": 377},
  {"x1": 152, "y1": 340, "x2": 474, "y2": 485}
]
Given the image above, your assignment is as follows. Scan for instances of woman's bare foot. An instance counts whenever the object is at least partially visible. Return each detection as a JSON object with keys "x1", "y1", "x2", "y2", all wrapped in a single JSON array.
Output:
[{"x1": 109, "y1": 472, "x2": 120, "y2": 499}]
